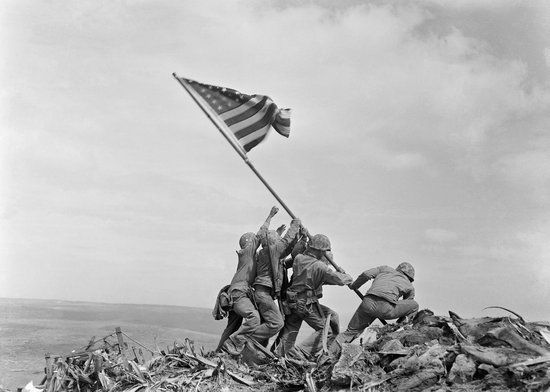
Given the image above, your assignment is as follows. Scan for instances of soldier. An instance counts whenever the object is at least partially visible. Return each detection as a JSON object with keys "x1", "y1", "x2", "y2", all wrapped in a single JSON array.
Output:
[
  {"x1": 274, "y1": 234, "x2": 353, "y2": 357},
  {"x1": 335, "y1": 262, "x2": 419, "y2": 346},
  {"x1": 249, "y1": 216, "x2": 302, "y2": 347},
  {"x1": 218, "y1": 206, "x2": 279, "y2": 355}
]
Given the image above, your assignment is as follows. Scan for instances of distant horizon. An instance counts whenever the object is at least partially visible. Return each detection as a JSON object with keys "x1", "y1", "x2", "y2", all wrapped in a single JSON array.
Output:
[
  {"x1": 2, "y1": 296, "x2": 548, "y2": 323},
  {"x1": 0, "y1": 296, "x2": 213, "y2": 311}
]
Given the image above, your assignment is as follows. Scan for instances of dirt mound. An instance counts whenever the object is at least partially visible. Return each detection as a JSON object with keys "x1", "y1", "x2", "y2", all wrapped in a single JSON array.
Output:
[{"x1": 7, "y1": 309, "x2": 550, "y2": 392}]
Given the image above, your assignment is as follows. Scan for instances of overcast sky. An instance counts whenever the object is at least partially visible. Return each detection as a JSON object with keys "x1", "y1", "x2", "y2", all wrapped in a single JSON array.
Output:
[{"x1": 1, "y1": 0, "x2": 549, "y2": 323}]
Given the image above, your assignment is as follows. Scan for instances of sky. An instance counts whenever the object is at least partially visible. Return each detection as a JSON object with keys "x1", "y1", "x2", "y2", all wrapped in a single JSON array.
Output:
[{"x1": 1, "y1": 0, "x2": 549, "y2": 323}]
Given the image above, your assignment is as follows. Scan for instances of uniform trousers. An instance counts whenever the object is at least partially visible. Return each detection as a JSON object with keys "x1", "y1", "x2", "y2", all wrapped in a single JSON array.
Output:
[
  {"x1": 276, "y1": 300, "x2": 337, "y2": 357},
  {"x1": 224, "y1": 288, "x2": 260, "y2": 349},
  {"x1": 338, "y1": 294, "x2": 419, "y2": 343},
  {"x1": 251, "y1": 285, "x2": 284, "y2": 343}
]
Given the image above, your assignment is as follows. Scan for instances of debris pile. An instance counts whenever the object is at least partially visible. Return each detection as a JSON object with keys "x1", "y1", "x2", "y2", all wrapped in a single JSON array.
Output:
[
  {"x1": 324, "y1": 309, "x2": 550, "y2": 391},
  {"x1": 15, "y1": 309, "x2": 550, "y2": 392}
]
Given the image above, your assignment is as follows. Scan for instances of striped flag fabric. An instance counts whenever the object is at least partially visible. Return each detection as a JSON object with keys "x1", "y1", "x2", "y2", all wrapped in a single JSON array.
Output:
[{"x1": 176, "y1": 77, "x2": 291, "y2": 153}]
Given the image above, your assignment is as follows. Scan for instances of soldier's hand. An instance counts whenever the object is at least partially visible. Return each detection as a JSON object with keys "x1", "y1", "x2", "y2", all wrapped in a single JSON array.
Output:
[
  {"x1": 276, "y1": 224, "x2": 286, "y2": 236},
  {"x1": 270, "y1": 206, "x2": 279, "y2": 216}
]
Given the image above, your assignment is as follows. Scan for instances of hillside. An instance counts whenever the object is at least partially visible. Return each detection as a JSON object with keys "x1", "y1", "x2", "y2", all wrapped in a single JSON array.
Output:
[{"x1": 0, "y1": 298, "x2": 224, "y2": 390}]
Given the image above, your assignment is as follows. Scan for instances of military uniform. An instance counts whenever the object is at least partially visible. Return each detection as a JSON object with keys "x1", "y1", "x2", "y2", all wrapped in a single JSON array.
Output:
[
  {"x1": 337, "y1": 264, "x2": 419, "y2": 344},
  {"x1": 218, "y1": 210, "x2": 278, "y2": 355},
  {"x1": 275, "y1": 252, "x2": 352, "y2": 356},
  {"x1": 251, "y1": 218, "x2": 301, "y2": 344}
]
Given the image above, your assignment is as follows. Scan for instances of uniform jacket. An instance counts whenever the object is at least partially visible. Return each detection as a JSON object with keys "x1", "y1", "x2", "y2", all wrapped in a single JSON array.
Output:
[
  {"x1": 288, "y1": 253, "x2": 352, "y2": 299},
  {"x1": 254, "y1": 218, "x2": 301, "y2": 294},
  {"x1": 349, "y1": 265, "x2": 415, "y2": 304},
  {"x1": 230, "y1": 225, "x2": 268, "y2": 290}
]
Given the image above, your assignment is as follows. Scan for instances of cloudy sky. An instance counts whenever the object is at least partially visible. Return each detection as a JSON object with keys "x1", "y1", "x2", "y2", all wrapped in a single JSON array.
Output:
[{"x1": 1, "y1": 0, "x2": 549, "y2": 322}]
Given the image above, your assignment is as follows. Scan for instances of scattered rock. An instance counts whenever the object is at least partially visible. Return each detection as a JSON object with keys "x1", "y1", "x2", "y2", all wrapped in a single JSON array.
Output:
[{"x1": 447, "y1": 353, "x2": 476, "y2": 384}]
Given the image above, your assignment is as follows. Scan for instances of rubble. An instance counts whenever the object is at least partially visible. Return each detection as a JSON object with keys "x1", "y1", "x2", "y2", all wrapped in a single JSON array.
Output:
[{"x1": 9, "y1": 309, "x2": 550, "y2": 391}]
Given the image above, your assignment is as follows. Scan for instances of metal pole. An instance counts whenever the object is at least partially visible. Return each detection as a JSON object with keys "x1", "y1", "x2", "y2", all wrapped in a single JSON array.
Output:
[
  {"x1": 172, "y1": 73, "x2": 383, "y2": 318},
  {"x1": 244, "y1": 160, "x2": 296, "y2": 219}
]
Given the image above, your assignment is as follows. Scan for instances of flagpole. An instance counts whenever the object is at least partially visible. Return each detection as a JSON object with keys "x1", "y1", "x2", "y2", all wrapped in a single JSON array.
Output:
[
  {"x1": 173, "y1": 73, "x2": 371, "y2": 304},
  {"x1": 172, "y1": 73, "x2": 297, "y2": 220}
]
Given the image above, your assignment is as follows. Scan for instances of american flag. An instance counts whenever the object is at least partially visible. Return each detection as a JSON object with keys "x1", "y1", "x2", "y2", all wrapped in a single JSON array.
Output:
[{"x1": 176, "y1": 77, "x2": 291, "y2": 153}]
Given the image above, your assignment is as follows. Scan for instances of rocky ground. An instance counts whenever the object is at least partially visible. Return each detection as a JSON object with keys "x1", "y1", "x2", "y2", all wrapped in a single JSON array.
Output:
[{"x1": 2, "y1": 309, "x2": 549, "y2": 392}]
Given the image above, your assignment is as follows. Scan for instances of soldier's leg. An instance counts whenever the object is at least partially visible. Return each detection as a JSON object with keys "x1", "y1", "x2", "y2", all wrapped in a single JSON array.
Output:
[
  {"x1": 296, "y1": 303, "x2": 330, "y2": 357},
  {"x1": 216, "y1": 311, "x2": 242, "y2": 352},
  {"x1": 224, "y1": 293, "x2": 260, "y2": 354},
  {"x1": 387, "y1": 299, "x2": 419, "y2": 321},
  {"x1": 250, "y1": 287, "x2": 284, "y2": 343},
  {"x1": 320, "y1": 304, "x2": 340, "y2": 335},
  {"x1": 273, "y1": 311, "x2": 303, "y2": 356},
  {"x1": 337, "y1": 296, "x2": 378, "y2": 344}
]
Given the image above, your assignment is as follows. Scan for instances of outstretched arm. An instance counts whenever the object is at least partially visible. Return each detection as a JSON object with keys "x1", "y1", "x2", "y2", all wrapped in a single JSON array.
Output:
[
  {"x1": 349, "y1": 265, "x2": 392, "y2": 290},
  {"x1": 323, "y1": 266, "x2": 353, "y2": 286},
  {"x1": 258, "y1": 206, "x2": 278, "y2": 234}
]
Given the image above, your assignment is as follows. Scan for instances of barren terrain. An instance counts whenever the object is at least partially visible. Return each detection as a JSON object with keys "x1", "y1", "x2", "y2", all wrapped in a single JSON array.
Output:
[{"x1": 0, "y1": 298, "x2": 223, "y2": 390}]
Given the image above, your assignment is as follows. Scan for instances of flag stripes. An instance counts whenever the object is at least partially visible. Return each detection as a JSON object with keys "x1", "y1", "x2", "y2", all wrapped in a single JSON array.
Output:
[{"x1": 176, "y1": 77, "x2": 291, "y2": 153}]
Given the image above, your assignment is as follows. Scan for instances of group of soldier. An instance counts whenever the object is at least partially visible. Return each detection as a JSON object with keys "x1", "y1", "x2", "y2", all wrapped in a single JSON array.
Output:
[{"x1": 212, "y1": 206, "x2": 419, "y2": 359}]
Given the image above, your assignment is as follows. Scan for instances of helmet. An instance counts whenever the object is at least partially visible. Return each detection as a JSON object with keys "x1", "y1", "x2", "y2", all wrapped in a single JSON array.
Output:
[
  {"x1": 396, "y1": 262, "x2": 415, "y2": 282},
  {"x1": 239, "y1": 232, "x2": 256, "y2": 249},
  {"x1": 309, "y1": 234, "x2": 331, "y2": 251},
  {"x1": 261, "y1": 230, "x2": 280, "y2": 247}
]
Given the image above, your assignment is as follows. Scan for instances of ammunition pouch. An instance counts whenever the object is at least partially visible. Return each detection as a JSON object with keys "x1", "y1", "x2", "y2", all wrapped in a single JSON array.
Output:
[
  {"x1": 285, "y1": 290, "x2": 318, "y2": 316},
  {"x1": 213, "y1": 284, "x2": 231, "y2": 320},
  {"x1": 219, "y1": 291, "x2": 233, "y2": 311}
]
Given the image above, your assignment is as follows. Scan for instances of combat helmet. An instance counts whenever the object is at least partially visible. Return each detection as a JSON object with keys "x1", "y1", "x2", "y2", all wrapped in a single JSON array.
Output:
[
  {"x1": 239, "y1": 232, "x2": 256, "y2": 249},
  {"x1": 396, "y1": 262, "x2": 415, "y2": 282},
  {"x1": 309, "y1": 234, "x2": 331, "y2": 251}
]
